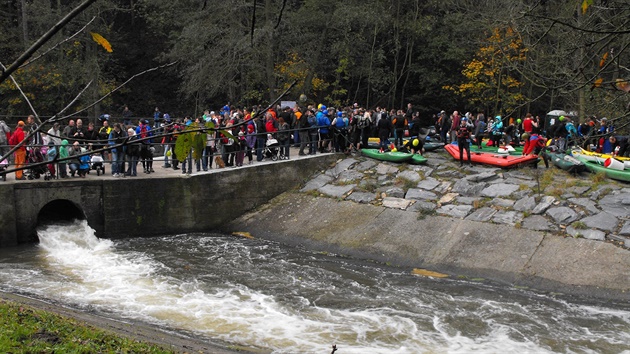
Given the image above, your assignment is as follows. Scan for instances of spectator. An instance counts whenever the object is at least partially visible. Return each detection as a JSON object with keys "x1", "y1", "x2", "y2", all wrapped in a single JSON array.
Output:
[
  {"x1": 609, "y1": 135, "x2": 629, "y2": 157},
  {"x1": 277, "y1": 116, "x2": 291, "y2": 159},
  {"x1": 124, "y1": 128, "x2": 139, "y2": 177},
  {"x1": 47, "y1": 122, "x2": 62, "y2": 146},
  {"x1": 10, "y1": 121, "x2": 27, "y2": 180},
  {"x1": 62, "y1": 120, "x2": 75, "y2": 139},
  {"x1": 457, "y1": 118, "x2": 472, "y2": 166},
  {"x1": 122, "y1": 105, "x2": 133, "y2": 127},
  {"x1": 97, "y1": 120, "x2": 111, "y2": 162},
  {"x1": 0, "y1": 119, "x2": 11, "y2": 160},
  {"x1": 450, "y1": 111, "x2": 461, "y2": 143},
  {"x1": 58, "y1": 139, "x2": 69, "y2": 178},
  {"x1": 108, "y1": 123, "x2": 126, "y2": 177},
  {"x1": 67, "y1": 141, "x2": 83, "y2": 177}
]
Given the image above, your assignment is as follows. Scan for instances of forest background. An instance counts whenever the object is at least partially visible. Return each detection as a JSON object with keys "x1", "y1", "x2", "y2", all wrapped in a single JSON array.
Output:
[{"x1": 0, "y1": 0, "x2": 629, "y2": 127}]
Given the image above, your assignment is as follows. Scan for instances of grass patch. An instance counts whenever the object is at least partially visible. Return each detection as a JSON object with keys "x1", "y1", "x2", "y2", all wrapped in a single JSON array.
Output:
[
  {"x1": 571, "y1": 221, "x2": 587, "y2": 230},
  {"x1": 548, "y1": 187, "x2": 564, "y2": 198},
  {"x1": 361, "y1": 180, "x2": 379, "y2": 193},
  {"x1": 0, "y1": 300, "x2": 172, "y2": 353},
  {"x1": 591, "y1": 171, "x2": 607, "y2": 184},
  {"x1": 303, "y1": 189, "x2": 320, "y2": 197},
  {"x1": 539, "y1": 168, "x2": 561, "y2": 190},
  {"x1": 417, "y1": 208, "x2": 436, "y2": 220},
  {"x1": 394, "y1": 177, "x2": 417, "y2": 191},
  {"x1": 514, "y1": 221, "x2": 522, "y2": 229}
]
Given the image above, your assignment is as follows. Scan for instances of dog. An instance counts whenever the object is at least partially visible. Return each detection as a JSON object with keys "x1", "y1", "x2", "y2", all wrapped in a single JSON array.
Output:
[{"x1": 214, "y1": 156, "x2": 226, "y2": 168}]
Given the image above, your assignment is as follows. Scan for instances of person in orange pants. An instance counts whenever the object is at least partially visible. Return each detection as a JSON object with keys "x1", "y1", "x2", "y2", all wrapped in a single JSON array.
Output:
[{"x1": 10, "y1": 121, "x2": 26, "y2": 180}]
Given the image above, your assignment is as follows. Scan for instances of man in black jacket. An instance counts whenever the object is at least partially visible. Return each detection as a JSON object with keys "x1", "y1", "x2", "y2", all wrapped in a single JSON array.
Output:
[{"x1": 609, "y1": 135, "x2": 629, "y2": 157}]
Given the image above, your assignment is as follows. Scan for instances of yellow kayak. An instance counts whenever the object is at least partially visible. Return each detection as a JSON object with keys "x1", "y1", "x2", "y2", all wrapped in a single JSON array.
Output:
[{"x1": 571, "y1": 147, "x2": 630, "y2": 162}]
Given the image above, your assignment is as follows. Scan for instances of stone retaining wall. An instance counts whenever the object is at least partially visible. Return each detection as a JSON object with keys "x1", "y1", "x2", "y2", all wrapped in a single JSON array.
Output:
[{"x1": 222, "y1": 154, "x2": 630, "y2": 301}]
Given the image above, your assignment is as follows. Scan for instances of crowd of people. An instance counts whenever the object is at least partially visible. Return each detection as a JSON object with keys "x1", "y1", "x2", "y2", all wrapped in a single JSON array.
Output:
[{"x1": 0, "y1": 103, "x2": 626, "y2": 181}]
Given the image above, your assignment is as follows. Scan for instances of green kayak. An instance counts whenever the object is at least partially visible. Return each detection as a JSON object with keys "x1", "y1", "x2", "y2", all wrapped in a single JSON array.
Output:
[
  {"x1": 361, "y1": 149, "x2": 413, "y2": 163},
  {"x1": 410, "y1": 154, "x2": 428, "y2": 165},
  {"x1": 542, "y1": 151, "x2": 586, "y2": 173},
  {"x1": 573, "y1": 155, "x2": 630, "y2": 182}
]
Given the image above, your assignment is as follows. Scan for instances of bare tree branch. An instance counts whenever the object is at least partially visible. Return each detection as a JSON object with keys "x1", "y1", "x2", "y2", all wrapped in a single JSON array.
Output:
[
  {"x1": 0, "y1": 61, "x2": 41, "y2": 124},
  {"x1": 0, "y1": 0, "x2": 98, "y2": 84},
  {"x1": 58, "y1": 61, "x2": 179, "y2": 122},
  {"x1": 21, "y1": 16, "x2": 97, "y2": 68}
]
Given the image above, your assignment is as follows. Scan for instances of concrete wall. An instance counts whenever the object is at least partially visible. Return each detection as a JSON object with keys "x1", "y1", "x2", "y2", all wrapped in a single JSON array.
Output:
[
  {"x1": 0, "y1": 155, "x2": 337, "y2": 245},
  {"x1": 222, "y1": 193, "x2": 630, "y2": 302}
]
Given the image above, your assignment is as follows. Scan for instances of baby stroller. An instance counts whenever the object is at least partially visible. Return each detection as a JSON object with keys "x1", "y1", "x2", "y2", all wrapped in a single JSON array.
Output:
[
  {"x1": 25, "y1": 147, "x2": 50, "y2": 180},
  {"x1": 0, "y1": 158, "x2": 7, "y2": 181},
  {"x1": 264, "y1": 134, "x2": 281, "y2": 161},
  {"x1": 90, "y1": 153, "x2": 105, "y2": 176}
]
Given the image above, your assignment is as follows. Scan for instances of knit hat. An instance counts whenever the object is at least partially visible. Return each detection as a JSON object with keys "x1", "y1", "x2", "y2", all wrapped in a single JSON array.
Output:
[{"x1": 17, "y1": 121, "x2": 24, "y2": 127}]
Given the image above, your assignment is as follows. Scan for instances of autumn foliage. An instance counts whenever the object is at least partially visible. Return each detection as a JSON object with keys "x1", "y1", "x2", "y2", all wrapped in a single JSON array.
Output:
[{"x1": 444, "y1": 27, "x2": 528, "y2": 115}]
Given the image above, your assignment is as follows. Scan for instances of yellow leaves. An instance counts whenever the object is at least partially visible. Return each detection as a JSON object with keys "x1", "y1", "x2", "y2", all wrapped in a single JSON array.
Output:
[
  {"x1": 311, "y1": 77, "x2": 328, "y2": 91},
  {"x1": 616, "y1": 79, "x2": 630, "y2": 93},
  {"x1": 412, "y1": 268, "x2": 448, "y2": 278},
  {"x1": 448, "y1": 25, "x2": 527, "y2": 112},
  {"x1": 599, "y1": 52, "x2": 609, "y2": 68},
  {"x1": 90, "y1": 32, "x2": 113, "y2": 53},
  {"x1": 582, "y1": 0, "x2": 593, "y2": 14},
  {"x1": 592, "y1": 77, "x2": 603, "y2": 90}
]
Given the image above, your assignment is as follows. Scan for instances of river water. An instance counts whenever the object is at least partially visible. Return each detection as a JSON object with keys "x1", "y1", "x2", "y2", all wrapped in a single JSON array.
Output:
[{"x1": 0, "y1": 220, "x2": 629, "y2": 353}]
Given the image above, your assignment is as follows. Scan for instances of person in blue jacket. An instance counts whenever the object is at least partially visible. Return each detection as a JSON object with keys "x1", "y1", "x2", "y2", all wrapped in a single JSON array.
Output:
[{"x1": 317, "y1": 107, "x2": 331, "y2": 153}]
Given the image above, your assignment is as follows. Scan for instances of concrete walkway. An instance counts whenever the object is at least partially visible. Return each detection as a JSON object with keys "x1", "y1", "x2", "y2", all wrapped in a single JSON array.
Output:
[{"x1": 0, "y1": 145, "x2": 327, "y2": 183}]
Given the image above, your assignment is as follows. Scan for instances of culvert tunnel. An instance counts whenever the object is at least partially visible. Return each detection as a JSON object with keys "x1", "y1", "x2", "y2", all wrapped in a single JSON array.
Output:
[{"x1": 35, "y1": 200, "x2": 86, "y2": 241}]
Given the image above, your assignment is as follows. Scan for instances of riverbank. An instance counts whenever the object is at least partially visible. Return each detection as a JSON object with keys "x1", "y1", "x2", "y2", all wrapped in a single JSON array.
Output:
[
  {"x1": 223, "y1": 150, "x2": 630, "y2": 302},
  {"x1": 0, "y1": 292, "x2": 245, "y2": 353}
]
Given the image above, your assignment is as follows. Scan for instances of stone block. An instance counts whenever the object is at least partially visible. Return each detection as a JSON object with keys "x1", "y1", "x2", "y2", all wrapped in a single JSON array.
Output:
[
  {"x1": 532, "y1": 196, "x2": 555, "y2": 214},
  {"x1": 480, "y1": 183, "x2": 520, "y2": 198},
  {"x1": 545, "y1": 207, "x2": 578, "y2": 224},
  {"x1": 346, "y1": 192, "x2": 376, "y2": 204},
  {"x1": 382, "y1": 197, "x2": 412, "y2": 210},
  {"x1": 522, "y1": 215, "x2": 555, "y2": 231},
  {"x1": 318, "y1": 184, "x2": 356, "y2": 198},
  {"x1": 397, "y1": 170, "x2": 422, "y2": 183},
  {"x1": 417, "y1": 177, "x2": 441, "y2": 191},
  {"x1": 405, "y1": 188, "x2": 438, "y2": 201},
  {"x1": 301, "y1": 174, "x2": 334, "y2": 192},
  {"x1": 580, "y1": 212, "x2": 618, "y2": 232},
  {"x1": 514, "y1": 196, "x2": 536, "y2": 212},
  {"x1": 566, "y1": 226, "x2": 606, "y2": 241},
  {"x1": 465, "y1": 207, "x2": 497, "y2": 222},
  {"x1": 436, "y1": 204, "x2": 473, "y2": 219}
]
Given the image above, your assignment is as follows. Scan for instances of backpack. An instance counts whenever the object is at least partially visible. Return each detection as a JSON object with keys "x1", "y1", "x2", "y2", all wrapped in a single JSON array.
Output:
[{"x1": 140, "y1": 125, "x2": 148, "y2": 139}]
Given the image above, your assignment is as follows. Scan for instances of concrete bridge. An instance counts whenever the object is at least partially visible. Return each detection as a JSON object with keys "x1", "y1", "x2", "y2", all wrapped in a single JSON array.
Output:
[{"x1": 0, "y1": 151, "x2": 337, "y2": 246}]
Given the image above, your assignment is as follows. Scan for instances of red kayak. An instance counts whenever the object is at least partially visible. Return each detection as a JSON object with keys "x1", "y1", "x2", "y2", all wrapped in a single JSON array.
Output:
[{"x1": 444, "y1": 143, "x2": 539, "y2": 168}]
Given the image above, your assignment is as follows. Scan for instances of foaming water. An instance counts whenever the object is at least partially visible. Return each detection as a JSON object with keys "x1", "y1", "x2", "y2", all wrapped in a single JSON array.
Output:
[{"x1": 0, "y1": 220, "x2": 629, "y2": 353}]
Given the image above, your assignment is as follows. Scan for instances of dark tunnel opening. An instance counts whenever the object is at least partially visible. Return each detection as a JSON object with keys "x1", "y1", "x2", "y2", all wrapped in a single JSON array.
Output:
[{"x1": 36, "y1": 200, "x2": 86, "y2": 236}]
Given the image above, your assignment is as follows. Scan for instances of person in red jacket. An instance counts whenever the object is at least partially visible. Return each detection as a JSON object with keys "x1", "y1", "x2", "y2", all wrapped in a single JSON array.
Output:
[
  {"x1": 522, "y1": 133, "x2": 546, "y2": 156},
  {"x1": 10, "y1": 121, "x2": 27, "y2": 180}
]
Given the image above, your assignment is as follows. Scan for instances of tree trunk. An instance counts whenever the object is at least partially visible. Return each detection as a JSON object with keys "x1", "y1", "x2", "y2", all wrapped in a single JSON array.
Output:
[
  {"x1": 400, "y1": 0, "x2": 420, "y2": 108},
  {"x1": 20, "y1": 0, "x2": 28, "y2": 46},
  {"x1": 366, "y1": 24, "x2": 378, "y2": 108},
  {"x1": 264, "y1": 0, "x2": 276, "y2": 102}
]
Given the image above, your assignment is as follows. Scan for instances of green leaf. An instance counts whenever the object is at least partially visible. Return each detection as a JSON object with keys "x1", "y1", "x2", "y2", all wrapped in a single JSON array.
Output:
[{"x1": 174, "y1": 129, "x2": 192, "y2": 162}]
